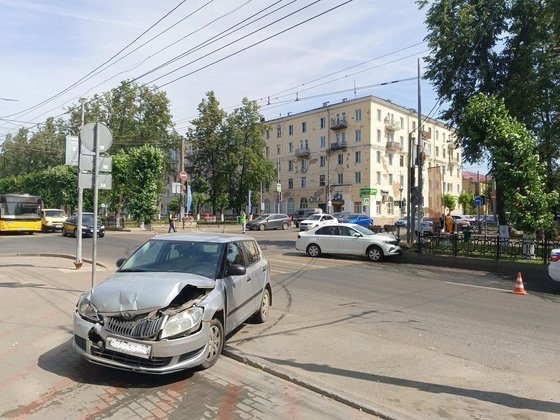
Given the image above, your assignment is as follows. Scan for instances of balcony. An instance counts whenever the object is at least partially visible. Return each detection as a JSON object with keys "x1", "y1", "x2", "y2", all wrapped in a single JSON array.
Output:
[
  {"x1": 421, "y1": 130, "x2": 431, "y2": 140},
  {"x1": 330, "y1": 117, "x2": 347, "y2": 130},
  {"x1": 384, "y1": 118, "x2": 401, "y2": 131},
  {"x1": 295, "y1": 147, "x2": 311, "y2": 157},
  {"x1": 330, "y1": 141, "x2": 347, "y2": 151},
  {"x1": 385, "y1": 141, "x2": 402, "y2": 152}
]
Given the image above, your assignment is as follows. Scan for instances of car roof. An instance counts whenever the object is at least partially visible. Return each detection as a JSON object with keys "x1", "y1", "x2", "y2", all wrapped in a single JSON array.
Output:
[{"x1": 151, "y1": 232, "x2": 257, "y2": 243}]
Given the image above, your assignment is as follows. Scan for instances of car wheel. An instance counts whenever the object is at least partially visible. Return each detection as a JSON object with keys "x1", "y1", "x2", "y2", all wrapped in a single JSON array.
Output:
[
  {"x1": 200, "y1": 318, "x2": 224, "y2": 370},
  {"x1": 259, "y1": 224, "x2": 266, "y2": 231},
  {"x1": 282, "y1": 222, "x2": 288, "y2": 230},
  {"x1": 306, "y1": 243, "x2": 321, "y2": 257},
  {"x1": 253, "y1": 287, "x2": 271, "y2": 323},
  {"x1": 99, "y1": 233, "x2": 105, "y2": 238},
  {"x1": 367, "y1": 245, "x2": 383, "y2": 262}
]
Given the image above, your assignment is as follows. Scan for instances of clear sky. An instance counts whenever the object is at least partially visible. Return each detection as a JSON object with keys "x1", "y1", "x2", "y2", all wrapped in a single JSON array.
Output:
[{"x1": 0, "y1": 0, "x2": 486, "y2": 173}]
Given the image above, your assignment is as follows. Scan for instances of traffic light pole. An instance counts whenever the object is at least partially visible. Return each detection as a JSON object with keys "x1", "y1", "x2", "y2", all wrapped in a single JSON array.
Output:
[{"x1": 417, "y1": 59, "x2": 424, "y2": 251}]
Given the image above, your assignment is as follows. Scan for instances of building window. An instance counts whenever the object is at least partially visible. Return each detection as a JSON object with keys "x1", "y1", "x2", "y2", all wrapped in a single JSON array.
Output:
[
  {"x1": 377, "y1": 109, "x2": 382, "y2": 121},
  {"x1": 443, "y1": 148, "x2": 446, "y2": 158},
  {"x1": 355, "y1": 151, "x2": 361, "y2": 163},
  {"x1": 288, "y1": 160, "x2": 293, "y2": 171},
  {"x1": 320, "y1": 156, "x2": 326, "y2": 167},
  {"x1": 265, "y1": 146, "x2": 269, "y2": 157},
  {"x1": 301, "y1": 177, "x2": 306, "y2": 188},
  {"x1": 355, "y1": 172, "x2": 361, "y2": 183},
  {"x1": 337, "y1": 173, "x2": 344, "y2": 184},
  {"x1": 355, "y1": 109, "x2": 362, "y2": 121},
  {"x1": 276, "y1": 145, "x2": 281, "y2": 155},
  {"x1": 288, "y1": 142, "x2": 293, "y2": 152},
  {"x1": 400, "y1": 135, "x2": 404, "y2": 147},
  {"x1": 355, "y1": 129, "x2": 361, "y2": 142},
  {"x1": 276, "y1": 126, "x2": 281, "y2": 137},
  {"x1": 288, "y1": 178, "x2": 293, "y2": 189},
  {"x1": 319, "y1": 175, "x2": 325, "y2": 186},
  {"x1": 388, "y1": 174, "x2": 393, "y2": 184},
  {"x1": 377, "y1": 129, "x2": 382, "y2": 142},
  {"x1": 376, "y1": 171, "x2": 381, "y2": 184},
  {"x1": 376, "y1": 151, "x2": 381, "y2": 163},
  {"x1": 400, "y1": 174, "x2": 404, "y2": 186},
  {"x1": 386, "y1": 197, "x2": 394, "y2": 214},
  {"x1": 320, "y1": 135, "x2": 326, "y2": 148},
  {"x1": 354, "y1": 202, "x2": 362, "y2": 213},
  {"x1": 302, "y1": 121, "x2": 307, "y2": 133},
  {"x1": 287, "y1": 198, "x2": 295, "y2": 214},
  {"x1": 337, "y1": 154, "x2": 343, "y2": 165},
  {"x1": 301, "y1": 160, "x2": 308, "y2": 172},
  {"x1": 435, "y1": 146, "x2": 439, "y2": 157},
  {"x1": 266, "y1": 129, "x2": 270, "y2": 140},
  {"x1": 412, "y1": 121, "x2": 416, "y2": 131},
  {"x1": 400, "y1": 155, "x2": 404, "y2": 167},
  {"x1": 320, "y1": 117, "x2": 326, "y2": 129},
  {"x1": 388, "y1": 154, "x2": 394, "y2": 165},
  {"x1": 288, "y1": 125, "x2": 294, "y2": 135},
  {"x1": 376, "y1": 201, "x2": 382, "y2": 214},
  {"x1": 400, "y1": 117, "x2": 404, "y2": 128}
]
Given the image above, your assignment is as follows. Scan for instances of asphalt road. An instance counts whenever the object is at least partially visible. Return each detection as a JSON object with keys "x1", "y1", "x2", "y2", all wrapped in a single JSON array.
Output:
[{"x1": 2, "y1": 227, "x2": 560, "y2": 419}]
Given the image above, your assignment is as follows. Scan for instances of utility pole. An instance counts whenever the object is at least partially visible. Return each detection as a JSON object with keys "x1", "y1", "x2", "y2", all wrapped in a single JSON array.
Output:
[
  {"x1": 416, "y1": 58, "x2": 424, "y2": 249},
  {"x1": 180, "y1": 136, "x2": 185, "y2": 222},
  {"x1": 75, "y1": 98, "x2": 85, "y2": 269}
]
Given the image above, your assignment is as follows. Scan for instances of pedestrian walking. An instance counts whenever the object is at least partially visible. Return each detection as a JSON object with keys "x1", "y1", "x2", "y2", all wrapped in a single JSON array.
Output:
[
  {"x1": 240, "y1": 211, "x2": 247, "y2": 233},
  {"x1": 168, "y1": 212, "x2": 176, "y2": 233},
  {"x1": 445, "y1": 212, "x2": 454, "y2": 233}
]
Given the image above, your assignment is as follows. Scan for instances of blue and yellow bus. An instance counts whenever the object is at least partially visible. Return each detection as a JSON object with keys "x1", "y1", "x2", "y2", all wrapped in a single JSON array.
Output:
[{"x1": 0, "y1": 194, "x2": 42, "y2": 233}]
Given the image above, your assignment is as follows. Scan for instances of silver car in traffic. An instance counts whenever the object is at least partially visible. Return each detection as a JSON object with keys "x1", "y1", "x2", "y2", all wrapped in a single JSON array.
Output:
[{"x1": 73, "y1": 233, "x2": 272, "y2": 374}]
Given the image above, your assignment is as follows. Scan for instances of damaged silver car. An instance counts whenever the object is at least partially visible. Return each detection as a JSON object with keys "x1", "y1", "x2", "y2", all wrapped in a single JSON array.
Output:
[{"x1": 73, "y1": 233, "x2": 272, "y2": 374}]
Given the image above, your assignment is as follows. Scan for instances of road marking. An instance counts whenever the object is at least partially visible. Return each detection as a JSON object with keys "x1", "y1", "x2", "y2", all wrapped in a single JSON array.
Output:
[{"x1": 445, "y1": 282, "x2": 508, "y2": 292}]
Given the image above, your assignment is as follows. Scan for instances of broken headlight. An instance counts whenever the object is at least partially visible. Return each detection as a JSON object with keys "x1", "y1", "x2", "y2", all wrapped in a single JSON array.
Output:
[
  {"x1": 77, "y1": 293, "x2": 100, "y2": 322},
  {"x1": 161, "y1": 307, "x2": 203, "y2": 339}
]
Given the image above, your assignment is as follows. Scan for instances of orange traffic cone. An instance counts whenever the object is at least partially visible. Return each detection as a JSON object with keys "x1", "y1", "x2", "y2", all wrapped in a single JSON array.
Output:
[{"x1": 512, "y1": 272, "x2": 527, "y2": 295}]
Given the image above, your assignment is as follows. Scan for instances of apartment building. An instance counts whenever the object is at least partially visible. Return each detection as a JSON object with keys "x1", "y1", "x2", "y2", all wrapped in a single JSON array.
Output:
[{"x1": 261, "y1": 95, "x2": 462, "y2": 225}]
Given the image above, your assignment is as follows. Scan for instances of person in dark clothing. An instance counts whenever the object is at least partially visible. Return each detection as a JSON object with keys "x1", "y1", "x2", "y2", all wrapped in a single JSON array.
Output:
[{"x1": 168, "y1": 212, "x2": 176, "y2": 233}]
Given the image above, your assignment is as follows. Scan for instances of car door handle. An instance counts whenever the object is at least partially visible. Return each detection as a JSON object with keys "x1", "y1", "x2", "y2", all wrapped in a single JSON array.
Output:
[{"x1": 247, "y1": 277, "x2": 252, "y2": 282}]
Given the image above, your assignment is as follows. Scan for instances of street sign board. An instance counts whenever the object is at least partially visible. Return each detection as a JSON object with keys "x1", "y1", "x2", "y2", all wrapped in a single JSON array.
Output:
[
  {"x1": 362, "y1": 197, "x2": 370, "y2": 205},
  {"x1": 360, "y1": 187, "x2": 377, "y2": 196},
  {"x1": 79, "y1": 173, "x2": 112, "y2": 190},
  {"x1": 80, "y1": 122, "x2": 113, "y2": 152},
  {"x1": 172, "y1": 182, "x2": 182, "y2": 194},
  {"x1": 474, "y1": 196, "x2": 483, "y2": 207},
  {"x1": 276, "y1": 183, "x2": 282, "y2": 192},
  {"x1": 80, "y1": 155, "x2": 112, "y2": 172},
  {"x1": 180, "y1": 171, "x2": 188, "y2": 181}
]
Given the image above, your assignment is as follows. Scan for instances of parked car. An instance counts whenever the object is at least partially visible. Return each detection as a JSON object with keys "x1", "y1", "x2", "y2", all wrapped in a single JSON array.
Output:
[
  {"x1": 291, "y1": 208, "x2": 322, "y2": 228},
  {"x1": 452, "y1": 215, "x2": 471, "y2": 230},
  {"x1": 548, "y1": 249, "x2": 560, "y2": 282},
  {"x1": 332, "y1": 211, "x2": 351, "y2": 221},
  {"x1": 296, "y1": 223, "x2": 401, "y2": 262},
  {"x1": 483, "y1": 214, "x2": 499, "y2": 225},
  {"x1": 394, "y1": 218, "x2": 408, "y2": 227},
  {"x1": 299, "y1": 213, "x2": 338, "y2": 231},
  {"x1": 245, "y1": 213, "x2": 290, "y2": 231},
  {"x1": 338, "y1": 213, "x2": 373, "y2": 229},
  {"x1": 62, "y1": 213, "x2": 105, "y2": 238},
  {"x1": 415, "y1": 217, "x2": 435, "y2": 235},
  {"x1": 41, "y1": 208, "x2": 67, "y2": 232},
  {"x1": 462, "y1": 215, "x2": 476, "y2": 223},
  {"x1": 73, "y1": 233, "x2": 272, "y2": 373}
]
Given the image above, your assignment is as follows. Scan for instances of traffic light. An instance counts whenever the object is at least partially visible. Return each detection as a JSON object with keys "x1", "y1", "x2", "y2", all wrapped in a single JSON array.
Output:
[{"x1": 410, "y1": 187, "x2": 420, "y2": 205}]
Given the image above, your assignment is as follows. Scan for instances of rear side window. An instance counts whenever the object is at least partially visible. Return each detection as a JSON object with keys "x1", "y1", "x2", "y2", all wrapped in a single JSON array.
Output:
[{"x1": 241, "y1": 240, "x2": 261, "y2": 266}]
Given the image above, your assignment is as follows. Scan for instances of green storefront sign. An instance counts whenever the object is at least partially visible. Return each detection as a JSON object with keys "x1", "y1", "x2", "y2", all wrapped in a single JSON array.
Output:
[{"x1": 360, "y1": 188, "x2": 377, "y2": 196}]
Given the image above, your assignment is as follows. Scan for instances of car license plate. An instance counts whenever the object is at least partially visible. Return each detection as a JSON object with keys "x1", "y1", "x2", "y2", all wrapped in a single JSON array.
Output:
[{"x1": 106, "y1": 337, "x2": 151, "y2": 359}]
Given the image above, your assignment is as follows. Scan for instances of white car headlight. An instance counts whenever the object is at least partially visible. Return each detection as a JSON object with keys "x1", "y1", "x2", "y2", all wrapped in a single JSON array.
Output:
[
  {"x1": 77, "y1": 293, "x2": 100, "y2": 322},
  {"x1": 161, "y1": 307, "x2": 204, "y2": 339}
]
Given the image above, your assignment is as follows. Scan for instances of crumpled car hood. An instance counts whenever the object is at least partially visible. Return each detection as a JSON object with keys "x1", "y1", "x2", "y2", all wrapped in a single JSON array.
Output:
[{"x1": 89, "y1": 272, "x2": 215, "y2": 313}]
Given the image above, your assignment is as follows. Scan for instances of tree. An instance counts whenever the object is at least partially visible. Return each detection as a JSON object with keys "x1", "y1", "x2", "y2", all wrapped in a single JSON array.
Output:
[
  {"x1": 458, "y1": 192, "x2": 475, "y2": 214},
  {"x1": 225, "y1": 98, "x2": 276, "y2": 214},
  {"x1": 459, "y1": 94, "x2": 558, "y2": 235},
  {"x1": 126, "y1": 145, "x2": 165, "y2": 226},
  {"x1": 442, "y1": 194, "x2": 457, "y2": 213},
  {"x1": 418, "y1": 0, "x2": 560, "y2": 211}
]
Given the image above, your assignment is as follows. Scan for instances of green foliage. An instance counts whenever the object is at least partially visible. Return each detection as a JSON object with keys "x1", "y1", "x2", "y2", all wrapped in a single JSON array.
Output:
[
  {"x1": 442, "y1": 194, "x2": 457, "y2": 212},
  {"x1": 125, "y1": 145, "x2": 165, "y2": 224},
  {"x1": 460, "y1": 94, "x2": 558, "y2": 235},
  {"x1": 458, "y1": 192, "x2": 475, "y2": 214},
  {"x1": 167, "y1": 197, "x2": 180, "y2": 213}
]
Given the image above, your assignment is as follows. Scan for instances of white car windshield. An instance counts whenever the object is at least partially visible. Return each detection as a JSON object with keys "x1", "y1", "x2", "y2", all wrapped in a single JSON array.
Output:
[
  {"x1": 351, "y1": 224, "x2": 375, "y2": 235},
  {"x1": 306, "y1": 214, "x2": 322, "y2": 221},
  {"x1": 119, "y1": 239, "x2": 224, "y2": 279}
]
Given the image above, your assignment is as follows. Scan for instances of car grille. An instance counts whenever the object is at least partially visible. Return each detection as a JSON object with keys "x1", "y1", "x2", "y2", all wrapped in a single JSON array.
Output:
[
  {"x1": 103, "y1": 315, "x2": 166, "y2": 339},
  {"x1": 90, "y1": 345, "x2": 172, "y2": 368}
]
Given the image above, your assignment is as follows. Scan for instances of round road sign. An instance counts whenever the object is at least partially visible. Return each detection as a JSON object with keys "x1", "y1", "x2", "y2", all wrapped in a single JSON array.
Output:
[
  {"x1": 80, "y1": 122, "x2": 112, "y2": 152},
  {"x1": 474, "y1": 196, "x2": 483, "y2": 207},
  {"x1": 180, "y1": 171, "x2": 188, "y2": 181}
]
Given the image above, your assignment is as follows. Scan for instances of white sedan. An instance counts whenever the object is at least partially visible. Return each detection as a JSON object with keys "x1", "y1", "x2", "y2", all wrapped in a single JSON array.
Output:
[
  {"x1": 548, "y1": 249, "x2": 560, "y2": 282},
  {"x1": 298, "y1": 213, "x2": 338, "y2": 231},
  {"x1": 296, "y1": 223, "x2": 401, "y2": 262}
]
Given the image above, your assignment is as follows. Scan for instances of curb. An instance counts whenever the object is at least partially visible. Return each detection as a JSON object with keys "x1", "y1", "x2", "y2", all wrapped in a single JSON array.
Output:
[{"x1": 222, "y1": 346, "x2": 412, "y2": 420}]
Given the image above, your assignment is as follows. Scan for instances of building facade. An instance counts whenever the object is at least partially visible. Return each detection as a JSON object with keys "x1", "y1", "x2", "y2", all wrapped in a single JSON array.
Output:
[{"x1": 261, "y1": 95, "x2": 462, "y2": 225}]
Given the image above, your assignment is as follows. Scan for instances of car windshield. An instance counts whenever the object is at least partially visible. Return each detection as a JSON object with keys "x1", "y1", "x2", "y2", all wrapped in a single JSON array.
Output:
[
  {"x1": 306, "y1": 214, "x2": 322, "y2": 221},
  {"x1": 46, "y1": 210, "x2": 66, "y2": 217},
  {"x1": 254, "y1": 215, "x2": 269, "y2": 221},
  {"x1": 351, "y1": 224, "x2": 375, "y2": 235},
  {"x1": 119, "y1": 239, "x2": 225, "y2": 279}
]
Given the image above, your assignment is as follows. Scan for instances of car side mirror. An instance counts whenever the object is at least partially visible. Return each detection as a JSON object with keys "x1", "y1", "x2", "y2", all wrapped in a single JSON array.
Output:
[
  {"x1": 226, "y1": 264, "x2": 246, "y2": 276},
  {"x1": 353, "y1": 233, "x2": 362, "y2": 238},
  {"x1": 116, "y1": 257, "x2": 127, "y2": 268}
]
